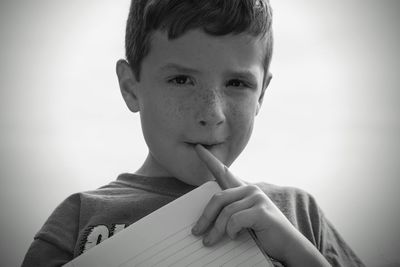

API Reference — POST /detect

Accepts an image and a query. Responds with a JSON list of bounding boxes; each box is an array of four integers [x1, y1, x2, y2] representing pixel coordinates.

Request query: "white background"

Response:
[[0, 0, 399, 266]]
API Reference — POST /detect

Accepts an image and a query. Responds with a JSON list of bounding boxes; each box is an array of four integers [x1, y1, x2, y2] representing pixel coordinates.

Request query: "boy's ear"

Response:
[[256, 72, 272, 115], [116, 59, 140, 113]]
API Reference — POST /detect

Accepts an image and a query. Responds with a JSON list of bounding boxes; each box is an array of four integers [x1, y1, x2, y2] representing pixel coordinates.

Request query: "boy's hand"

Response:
[[192, 144, 330, 266]]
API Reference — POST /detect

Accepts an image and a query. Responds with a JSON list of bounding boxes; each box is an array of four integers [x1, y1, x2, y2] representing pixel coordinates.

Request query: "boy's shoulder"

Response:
[[69, 173, 196, 200], [31, 174, 193, 260], [255, 181, 323, 232], [255, 181, 318, 207]]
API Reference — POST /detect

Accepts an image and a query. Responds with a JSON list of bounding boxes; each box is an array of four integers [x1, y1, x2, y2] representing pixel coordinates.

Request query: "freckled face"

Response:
[[136, 29, 267, 186]]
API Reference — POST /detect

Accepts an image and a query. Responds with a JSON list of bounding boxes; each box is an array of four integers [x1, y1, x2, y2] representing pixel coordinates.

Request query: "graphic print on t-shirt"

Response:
[[79, 223, 128, 254]]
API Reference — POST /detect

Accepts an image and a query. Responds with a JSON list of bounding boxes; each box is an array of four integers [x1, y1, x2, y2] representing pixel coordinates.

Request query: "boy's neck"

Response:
[[135, 152, 172, 178]]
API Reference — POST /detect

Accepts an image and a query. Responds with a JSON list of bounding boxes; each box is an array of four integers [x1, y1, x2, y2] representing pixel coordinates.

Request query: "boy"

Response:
[[22, 0, 364, 266]]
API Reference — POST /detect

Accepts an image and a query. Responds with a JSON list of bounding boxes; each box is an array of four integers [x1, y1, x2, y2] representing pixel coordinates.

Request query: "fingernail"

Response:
[[203, 235, 211, 246], [194, 216, 205, 233], [192, 224, 199, 234]]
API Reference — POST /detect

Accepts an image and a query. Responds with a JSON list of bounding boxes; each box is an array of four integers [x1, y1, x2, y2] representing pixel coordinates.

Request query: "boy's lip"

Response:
[[184, 141, 224, 149]]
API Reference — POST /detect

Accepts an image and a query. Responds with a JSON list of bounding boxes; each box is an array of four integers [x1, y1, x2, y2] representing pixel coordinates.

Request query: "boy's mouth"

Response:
[[185, 142, 222, 150]]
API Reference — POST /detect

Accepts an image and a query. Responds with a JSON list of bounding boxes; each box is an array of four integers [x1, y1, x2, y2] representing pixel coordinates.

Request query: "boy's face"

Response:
[[118, 29, 271, 186]]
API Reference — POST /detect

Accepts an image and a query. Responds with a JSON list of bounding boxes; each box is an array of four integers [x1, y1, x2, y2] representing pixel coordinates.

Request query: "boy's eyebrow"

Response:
[[225, 70, 258, 82], [159, 63, 201, 74], [159, 63, 259, 83]]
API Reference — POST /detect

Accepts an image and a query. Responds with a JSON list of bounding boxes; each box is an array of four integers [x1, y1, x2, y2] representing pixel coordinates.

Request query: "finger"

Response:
[[203, 196, 257, 246], [192, 186, 258, 235], [195, 144, 244, 189], [226, 207, 263, 239]]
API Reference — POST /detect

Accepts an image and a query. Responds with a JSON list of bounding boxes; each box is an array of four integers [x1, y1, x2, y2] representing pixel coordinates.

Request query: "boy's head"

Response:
[[117, 0, 273, 186], [125, 0, 273, 82]]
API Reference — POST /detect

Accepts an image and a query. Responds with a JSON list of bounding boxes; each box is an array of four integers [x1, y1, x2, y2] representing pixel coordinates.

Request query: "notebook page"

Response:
[[64, 181, 272, 267]]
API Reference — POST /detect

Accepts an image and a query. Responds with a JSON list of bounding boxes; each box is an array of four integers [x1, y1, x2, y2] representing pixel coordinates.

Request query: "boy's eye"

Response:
[[168, 75, 194, 85], [226, 79, 249, 88]]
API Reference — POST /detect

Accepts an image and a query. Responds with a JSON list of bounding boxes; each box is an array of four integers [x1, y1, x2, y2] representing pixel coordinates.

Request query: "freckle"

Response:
[[162, 94, 182, 120], [177, 99, 193, 115], [230, 103, 240, 117]]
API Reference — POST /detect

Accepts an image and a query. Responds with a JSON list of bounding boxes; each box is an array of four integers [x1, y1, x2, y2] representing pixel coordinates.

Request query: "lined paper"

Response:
[[64, 181, 272, 267]]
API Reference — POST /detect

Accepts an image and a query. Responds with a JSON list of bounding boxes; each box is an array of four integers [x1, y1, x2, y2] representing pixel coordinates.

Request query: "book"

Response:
[[63, 181, 272, 267]]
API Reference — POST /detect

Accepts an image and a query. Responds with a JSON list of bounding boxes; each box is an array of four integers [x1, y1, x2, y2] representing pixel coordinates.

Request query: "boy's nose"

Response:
[[195, 89, 225, 127]]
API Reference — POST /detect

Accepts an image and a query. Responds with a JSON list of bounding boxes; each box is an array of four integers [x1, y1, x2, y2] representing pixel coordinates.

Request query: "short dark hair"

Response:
[[125, 0, 273, 81]]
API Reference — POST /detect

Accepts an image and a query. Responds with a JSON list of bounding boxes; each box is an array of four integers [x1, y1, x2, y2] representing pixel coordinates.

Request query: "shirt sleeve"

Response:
[[299, 189, 365, 267], [318, 212, 365, 267], [21, 193, 81, 267], [256, 182, 365, 267], [289, 187, 365, 267]]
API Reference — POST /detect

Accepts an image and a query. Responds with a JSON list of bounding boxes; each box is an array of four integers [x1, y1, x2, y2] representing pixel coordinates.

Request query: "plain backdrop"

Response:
[[1, 0, 399, 266]]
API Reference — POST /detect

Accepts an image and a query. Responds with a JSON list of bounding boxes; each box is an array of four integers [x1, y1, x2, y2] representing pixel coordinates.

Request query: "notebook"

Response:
[[63, 181, 272, 267]]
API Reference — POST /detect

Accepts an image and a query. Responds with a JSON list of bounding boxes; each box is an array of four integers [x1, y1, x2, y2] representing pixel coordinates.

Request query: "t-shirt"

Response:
[[22, 173, 365, 266]]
